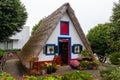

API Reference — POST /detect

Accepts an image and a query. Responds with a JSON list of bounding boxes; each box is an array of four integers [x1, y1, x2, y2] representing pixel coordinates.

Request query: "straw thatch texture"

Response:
[[18, 3, 93, 69]]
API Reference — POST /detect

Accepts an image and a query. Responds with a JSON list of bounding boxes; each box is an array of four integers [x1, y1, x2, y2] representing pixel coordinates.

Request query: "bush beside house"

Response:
[[109, 52, 120, 65]]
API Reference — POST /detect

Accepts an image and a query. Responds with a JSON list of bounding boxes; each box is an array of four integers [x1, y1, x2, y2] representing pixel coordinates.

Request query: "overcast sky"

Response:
[[20, 0, 117, 34]]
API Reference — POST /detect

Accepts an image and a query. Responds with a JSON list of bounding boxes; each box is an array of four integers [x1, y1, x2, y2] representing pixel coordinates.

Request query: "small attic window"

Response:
[[60, 21, 69, 35]]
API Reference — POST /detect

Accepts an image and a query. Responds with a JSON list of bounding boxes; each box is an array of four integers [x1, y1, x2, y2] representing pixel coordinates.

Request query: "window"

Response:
[[60, 21, 69, 35], [0, 40, 13, 50], [72, 44, 82, 54], [44, 44, 57, 55], [0, 42, 5, 49], [7, 41, 13, 49]]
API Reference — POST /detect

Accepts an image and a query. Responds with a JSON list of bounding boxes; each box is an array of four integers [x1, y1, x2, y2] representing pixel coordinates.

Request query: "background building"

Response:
[[0, 26, 30, 49]]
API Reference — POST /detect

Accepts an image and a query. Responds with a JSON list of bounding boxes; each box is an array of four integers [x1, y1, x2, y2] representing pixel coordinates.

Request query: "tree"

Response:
[[87, 23, 115, 62], [110, 0, 120, 52], [31, 18, 43, 35], [0, 0, 27, 41], [110, 0, 120, 26], [87, 1, 120, 63], [109, 0, 120, 64]]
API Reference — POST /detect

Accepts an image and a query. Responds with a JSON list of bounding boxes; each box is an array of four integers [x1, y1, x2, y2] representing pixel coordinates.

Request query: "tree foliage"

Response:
[[87, 0, 120, 55], [87, 23, 115, 56], [109, 52, 120, 65], [0, 0, 27, 41], [31, 19, 43, 35], [87, 1, 120, 63], [110, 0, 120, 26], [110, 0, 120, 52]]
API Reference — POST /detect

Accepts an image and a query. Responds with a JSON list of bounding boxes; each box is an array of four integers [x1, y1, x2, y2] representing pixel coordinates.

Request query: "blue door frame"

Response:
[[58, 37, 71, 65]]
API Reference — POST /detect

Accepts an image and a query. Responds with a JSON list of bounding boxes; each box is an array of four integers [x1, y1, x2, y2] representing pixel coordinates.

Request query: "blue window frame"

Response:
[[60, 21, 69, 35], [45, 44, 57, 55], [72, 44, 82, 54]]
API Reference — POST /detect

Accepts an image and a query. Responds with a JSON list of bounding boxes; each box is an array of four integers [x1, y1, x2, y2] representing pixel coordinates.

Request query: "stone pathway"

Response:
[[3, 59, 26, 80]]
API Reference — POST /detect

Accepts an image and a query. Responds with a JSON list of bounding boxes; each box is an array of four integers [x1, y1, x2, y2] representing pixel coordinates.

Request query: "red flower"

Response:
[[13, 75, 17, 79], [22, 75, 28, 80], [88, 77, 93, 80], [29, 78, 33, 80], [46, 74, 50, 77], [1, 78, 7, 80], [57, 73, 61, 76], [35, 71, 39, 75]]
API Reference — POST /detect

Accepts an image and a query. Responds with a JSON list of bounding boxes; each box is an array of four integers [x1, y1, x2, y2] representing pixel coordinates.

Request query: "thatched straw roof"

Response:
[[18, 3, 93, 69]]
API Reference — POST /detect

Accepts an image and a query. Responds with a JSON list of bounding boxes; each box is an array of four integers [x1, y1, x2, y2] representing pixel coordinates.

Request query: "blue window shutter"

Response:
[[55, 45, 58, 53], [72, 45, 75, 53], [80, 45, 83, 52], [44, 45, 47, 54]]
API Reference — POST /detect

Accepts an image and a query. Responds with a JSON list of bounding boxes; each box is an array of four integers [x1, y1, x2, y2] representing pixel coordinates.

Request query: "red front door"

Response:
[[59, 38, 70, 65]]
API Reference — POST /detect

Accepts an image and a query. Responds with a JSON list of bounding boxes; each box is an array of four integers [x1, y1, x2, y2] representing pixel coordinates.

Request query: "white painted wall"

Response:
[[10, 26, 30, 49], [38, 12, 86, 61]]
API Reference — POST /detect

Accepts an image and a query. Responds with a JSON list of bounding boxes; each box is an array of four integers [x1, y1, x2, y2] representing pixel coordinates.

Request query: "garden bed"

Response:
[[2, 57, 102, 80], [37, 65, 101, 79]]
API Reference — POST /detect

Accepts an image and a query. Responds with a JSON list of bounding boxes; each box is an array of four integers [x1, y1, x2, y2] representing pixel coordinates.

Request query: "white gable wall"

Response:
[[38, 12, 85, 61]]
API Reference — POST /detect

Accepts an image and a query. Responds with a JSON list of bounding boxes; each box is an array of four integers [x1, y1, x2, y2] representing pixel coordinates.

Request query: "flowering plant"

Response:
[[39, 73, 62, 80], [22, 75, 37, 80], [70, 60, 80, 69], [42, 62, 57, 74], [30, 69, 39, 76], [0, 72, 16, 80], [53, 55, 61, 65]]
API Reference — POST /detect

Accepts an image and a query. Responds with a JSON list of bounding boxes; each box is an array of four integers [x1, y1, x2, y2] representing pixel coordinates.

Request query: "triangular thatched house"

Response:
[[19, 3, 94, 69]]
